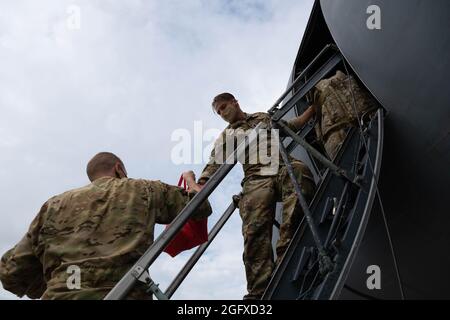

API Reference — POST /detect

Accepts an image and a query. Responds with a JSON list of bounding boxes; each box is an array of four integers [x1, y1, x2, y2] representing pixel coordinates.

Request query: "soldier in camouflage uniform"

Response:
[[0, 152, 211, 299], [199, 93, 317, 299], [312, 70, 379, 160]]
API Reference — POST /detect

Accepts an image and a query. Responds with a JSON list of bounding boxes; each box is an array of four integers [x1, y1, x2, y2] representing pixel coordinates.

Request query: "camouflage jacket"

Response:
[[199, 112, 301, 184], [0, 177, 212, 299], [314, 70, 378, 140]]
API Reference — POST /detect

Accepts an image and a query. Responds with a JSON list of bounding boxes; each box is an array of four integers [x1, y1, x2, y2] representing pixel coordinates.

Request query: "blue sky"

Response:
[[0, 0, 314, 299]]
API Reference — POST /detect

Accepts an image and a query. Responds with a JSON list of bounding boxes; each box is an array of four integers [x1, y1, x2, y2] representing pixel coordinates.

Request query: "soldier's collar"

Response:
[[227, 113, 252, 129], [92, 176, 115, 185]]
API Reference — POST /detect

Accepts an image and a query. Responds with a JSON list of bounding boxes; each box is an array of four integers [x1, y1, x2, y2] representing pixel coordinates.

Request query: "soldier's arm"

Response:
[[152, 181, 212, 224], [0, 204, 47, 299], [198, 131, 227, 185], [182, 170, 203, 193], [284, 105, 316, 132]]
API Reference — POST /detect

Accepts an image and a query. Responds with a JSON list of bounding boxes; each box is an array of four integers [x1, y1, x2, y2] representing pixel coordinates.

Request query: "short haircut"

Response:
[[212, 92, 235, 110], [86, 152, 124, 181]]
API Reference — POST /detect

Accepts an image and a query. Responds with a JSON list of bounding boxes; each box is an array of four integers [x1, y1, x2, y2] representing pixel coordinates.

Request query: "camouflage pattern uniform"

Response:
[[0, 177, 211, 300], [200, 112, 316, 299], [314, 70, 378, 159]]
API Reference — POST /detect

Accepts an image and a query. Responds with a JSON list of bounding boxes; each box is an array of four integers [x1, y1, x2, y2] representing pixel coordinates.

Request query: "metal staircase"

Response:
[[104, 44, 384, 300]]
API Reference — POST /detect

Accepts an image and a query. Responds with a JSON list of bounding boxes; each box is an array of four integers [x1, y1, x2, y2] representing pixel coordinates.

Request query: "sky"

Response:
[[0, 0, 314, 300]]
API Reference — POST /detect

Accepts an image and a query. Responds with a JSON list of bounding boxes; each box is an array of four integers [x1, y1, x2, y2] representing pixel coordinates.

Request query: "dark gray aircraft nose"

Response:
[[320, 0, 450, 299]]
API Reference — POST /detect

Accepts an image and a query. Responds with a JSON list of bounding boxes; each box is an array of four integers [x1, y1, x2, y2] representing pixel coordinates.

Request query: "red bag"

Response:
[[163, 175, 208, 257]]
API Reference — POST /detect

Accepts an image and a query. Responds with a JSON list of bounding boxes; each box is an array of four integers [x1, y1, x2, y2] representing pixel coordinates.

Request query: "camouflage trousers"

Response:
[[239, 161, 316, 299], [323, 109, 377, 160], [323, 128, 347, 160]]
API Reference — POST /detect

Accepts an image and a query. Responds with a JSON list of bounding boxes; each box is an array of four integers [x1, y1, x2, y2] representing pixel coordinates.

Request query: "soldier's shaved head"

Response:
[[86, 152, 127, 181]]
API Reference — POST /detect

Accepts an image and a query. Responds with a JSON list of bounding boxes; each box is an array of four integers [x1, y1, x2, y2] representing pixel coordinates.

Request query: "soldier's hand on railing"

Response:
[[182, 170, 196, 183], [182, 171, 203, 193]]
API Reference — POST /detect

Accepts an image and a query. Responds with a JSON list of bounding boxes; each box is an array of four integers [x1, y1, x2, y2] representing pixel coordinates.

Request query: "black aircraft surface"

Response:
[[263, 0, 450, 300], [105, 0, 449, 300]]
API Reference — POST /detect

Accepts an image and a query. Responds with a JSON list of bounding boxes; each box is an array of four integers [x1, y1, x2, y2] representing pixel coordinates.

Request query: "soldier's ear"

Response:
[[115, 163, 127, 179]]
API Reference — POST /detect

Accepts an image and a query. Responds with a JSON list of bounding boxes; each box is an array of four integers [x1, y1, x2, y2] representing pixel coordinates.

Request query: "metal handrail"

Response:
[[105, 44, 345, 300], [104, 124, 262, 299], [165, 196, 240, 298]]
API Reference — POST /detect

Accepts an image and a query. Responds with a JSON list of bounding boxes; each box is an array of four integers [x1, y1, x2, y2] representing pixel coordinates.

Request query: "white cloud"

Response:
[[0, 0, 314, 300]]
